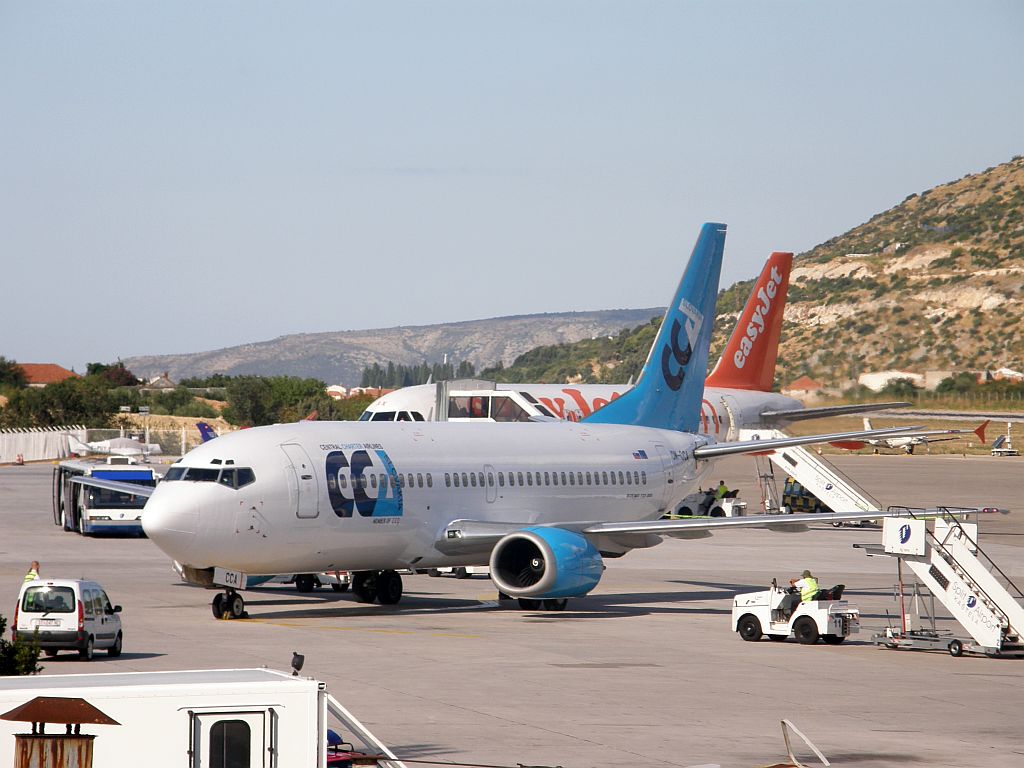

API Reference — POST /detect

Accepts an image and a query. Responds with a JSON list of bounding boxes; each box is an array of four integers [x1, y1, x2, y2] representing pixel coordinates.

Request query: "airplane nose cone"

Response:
[[142, 490, 199, 560]]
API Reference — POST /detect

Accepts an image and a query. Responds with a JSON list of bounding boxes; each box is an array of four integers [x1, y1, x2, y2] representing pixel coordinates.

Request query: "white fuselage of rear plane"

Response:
[[142, 421, 715, 576], [364, 383, 800, 440]]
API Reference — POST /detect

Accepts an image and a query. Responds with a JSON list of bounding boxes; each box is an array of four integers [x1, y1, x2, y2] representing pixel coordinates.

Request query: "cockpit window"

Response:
[[358, 411, 373, 421], [491, 396, 532, 422], [371, 411, 396, 421], [162, 466, 255, 488]]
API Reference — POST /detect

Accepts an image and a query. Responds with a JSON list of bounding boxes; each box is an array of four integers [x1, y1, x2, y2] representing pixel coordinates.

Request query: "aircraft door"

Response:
[[281, 443, 320, 519], [717, 394, 742, 441], [652, 444, 674, 512], [484, 463, 497, 503], [190, 710, 274, 768]]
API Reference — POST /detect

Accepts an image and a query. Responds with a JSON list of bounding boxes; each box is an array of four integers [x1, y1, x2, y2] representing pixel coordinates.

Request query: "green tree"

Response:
[[879, 378, 921, 399], [0, 614, 42, 675], [0, 378, 114, 428], [86, 362, 140, 387], [223, 377, 275, 427], [0, 356, 27, 388]]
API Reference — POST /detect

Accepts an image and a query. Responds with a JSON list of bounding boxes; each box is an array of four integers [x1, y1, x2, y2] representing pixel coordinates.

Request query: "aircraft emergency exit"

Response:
[[139, 223, 940, 618]]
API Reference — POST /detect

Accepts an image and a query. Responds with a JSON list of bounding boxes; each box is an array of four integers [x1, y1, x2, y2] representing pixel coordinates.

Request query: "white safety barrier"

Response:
[[0, 426, 86, 464]]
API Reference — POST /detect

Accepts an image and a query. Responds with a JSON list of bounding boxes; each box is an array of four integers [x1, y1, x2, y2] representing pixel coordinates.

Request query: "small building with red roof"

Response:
[[18, 363, 79, 388]]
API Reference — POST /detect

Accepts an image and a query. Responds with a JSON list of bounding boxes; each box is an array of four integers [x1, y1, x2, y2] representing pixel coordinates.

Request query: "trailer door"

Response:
[[191, 709, 275, 768]]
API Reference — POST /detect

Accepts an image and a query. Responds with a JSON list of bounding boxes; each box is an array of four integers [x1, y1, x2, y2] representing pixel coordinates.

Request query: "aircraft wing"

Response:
[[760, 401, 910, 422], [436, 506, 1007, 554], [691, 425, 937, 459], [70, 476, 157, 498]]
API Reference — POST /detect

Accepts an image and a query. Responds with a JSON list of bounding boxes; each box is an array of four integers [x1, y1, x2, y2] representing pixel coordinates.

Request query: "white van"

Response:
[[15, 579, 123, 660]]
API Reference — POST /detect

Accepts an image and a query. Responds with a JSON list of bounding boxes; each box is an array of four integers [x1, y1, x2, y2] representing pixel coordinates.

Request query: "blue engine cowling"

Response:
[[489, 527, 603, 599]]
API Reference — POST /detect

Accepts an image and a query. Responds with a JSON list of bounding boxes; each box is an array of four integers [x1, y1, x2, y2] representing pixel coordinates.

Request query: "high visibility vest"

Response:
[[800, 577, 819, 602], [23, 570, 38, 583], [715, 485, 728, 499]]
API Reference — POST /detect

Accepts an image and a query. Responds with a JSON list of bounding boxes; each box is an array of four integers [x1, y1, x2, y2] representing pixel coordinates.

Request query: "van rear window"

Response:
[[22, 586, 76, 613]]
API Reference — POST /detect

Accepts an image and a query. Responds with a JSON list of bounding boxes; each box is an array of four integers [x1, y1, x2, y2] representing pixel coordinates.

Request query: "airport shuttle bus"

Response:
[[52, 457, 159, 535]]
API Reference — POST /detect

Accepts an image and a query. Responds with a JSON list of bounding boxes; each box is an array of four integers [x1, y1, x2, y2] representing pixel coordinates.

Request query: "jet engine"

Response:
[[489, 527, 603, 599]]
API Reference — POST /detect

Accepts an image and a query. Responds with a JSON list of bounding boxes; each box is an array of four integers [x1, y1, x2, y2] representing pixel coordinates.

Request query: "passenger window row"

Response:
[[443, 469, 647, 489]]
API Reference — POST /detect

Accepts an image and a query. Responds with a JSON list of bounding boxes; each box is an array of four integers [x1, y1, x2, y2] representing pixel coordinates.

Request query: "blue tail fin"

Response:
[[196, 422, 218, 442], [583, 222, 726, 432]]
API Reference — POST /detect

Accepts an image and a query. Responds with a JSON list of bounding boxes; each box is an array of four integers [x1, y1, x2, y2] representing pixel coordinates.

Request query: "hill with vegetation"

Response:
[[483, 156, 1024, 387]]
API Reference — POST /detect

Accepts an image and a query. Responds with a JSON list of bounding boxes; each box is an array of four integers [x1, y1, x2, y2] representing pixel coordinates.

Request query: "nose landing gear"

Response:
[[212, 590, 247, 620]]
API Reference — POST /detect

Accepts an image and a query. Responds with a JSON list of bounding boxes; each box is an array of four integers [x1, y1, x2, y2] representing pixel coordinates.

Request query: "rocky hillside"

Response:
[[487, 156, 1024, 387], [778, 155, 1024, 384], [124, 309, 661, 385]]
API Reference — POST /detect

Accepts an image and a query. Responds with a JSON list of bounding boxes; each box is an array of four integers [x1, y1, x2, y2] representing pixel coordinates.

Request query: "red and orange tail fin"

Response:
[[704, 251, 792, 392]]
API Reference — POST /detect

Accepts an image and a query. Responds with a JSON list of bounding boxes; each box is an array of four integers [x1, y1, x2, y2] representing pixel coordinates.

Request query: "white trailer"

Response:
[[0, 668, 403, 768]]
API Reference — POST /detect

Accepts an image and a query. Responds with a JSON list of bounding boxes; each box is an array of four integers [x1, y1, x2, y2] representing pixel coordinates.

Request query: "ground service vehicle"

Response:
[[15, 578, 123, 660], [732, 580, 859, 645], [782, 475, 833, 515], [52, 457, 159, 535]]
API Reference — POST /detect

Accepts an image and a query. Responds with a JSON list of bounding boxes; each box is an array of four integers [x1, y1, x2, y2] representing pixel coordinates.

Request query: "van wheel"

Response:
[[793, 617, 819, 645], [80, 636, 95, 661], [108, 632, 123, 657], [737, 615, 762, 641], [44, 649, 59, 657]]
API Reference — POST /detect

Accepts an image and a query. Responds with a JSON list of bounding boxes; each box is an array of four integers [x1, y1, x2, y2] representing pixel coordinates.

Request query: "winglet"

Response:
[[584, 222, 726, 432], [975, 420, 989, 444], [705, 251, 792, 392]]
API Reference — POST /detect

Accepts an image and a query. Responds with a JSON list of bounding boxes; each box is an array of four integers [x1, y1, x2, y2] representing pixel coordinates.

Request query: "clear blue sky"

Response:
[[2, 1, 1021, 373]]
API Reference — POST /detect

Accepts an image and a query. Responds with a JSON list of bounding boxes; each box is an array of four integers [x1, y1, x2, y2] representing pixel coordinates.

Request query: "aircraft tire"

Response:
[[948, 639, 964, 657], [352, 571, 378, 604], [294, 574, 316, 593], [331, 582, 350, 593], [212, 593, 225, 618], [227, 592, 245, 619], [454, 567, 469, 579], [377, 570, 403, 605]]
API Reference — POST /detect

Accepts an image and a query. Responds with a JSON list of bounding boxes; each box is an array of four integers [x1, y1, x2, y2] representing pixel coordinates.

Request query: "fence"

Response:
[[0, 425, 218, 464], [0, 426, 87, 464]]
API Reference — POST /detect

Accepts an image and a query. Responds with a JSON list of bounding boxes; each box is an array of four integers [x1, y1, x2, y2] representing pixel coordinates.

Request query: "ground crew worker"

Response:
[[781, 569, 819, 617], [24, 561, 39, 583], [715, 480, 729, 499]]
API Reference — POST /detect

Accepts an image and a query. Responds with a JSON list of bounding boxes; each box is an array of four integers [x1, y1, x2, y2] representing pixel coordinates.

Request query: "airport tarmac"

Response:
[[1, 455, 1022, 767]]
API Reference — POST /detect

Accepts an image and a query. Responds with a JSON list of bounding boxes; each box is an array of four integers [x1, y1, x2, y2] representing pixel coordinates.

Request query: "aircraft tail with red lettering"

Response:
[[704, 251, 792, 392]]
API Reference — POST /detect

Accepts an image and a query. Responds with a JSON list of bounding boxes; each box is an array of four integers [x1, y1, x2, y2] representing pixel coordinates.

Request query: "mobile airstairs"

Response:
[[856, 510, 1024, 657], [739, 428, 879, 518]]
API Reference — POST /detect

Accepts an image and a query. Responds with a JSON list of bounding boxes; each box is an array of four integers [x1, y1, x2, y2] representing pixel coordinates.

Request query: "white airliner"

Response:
[[840, 417, 989, 454], [360, 251, 908, 437], [136, 223, 944, 618], [68, 434, 162, 459]]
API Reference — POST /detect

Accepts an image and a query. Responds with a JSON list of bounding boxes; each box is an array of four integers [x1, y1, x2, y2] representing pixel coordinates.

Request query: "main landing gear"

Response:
[[352, 570, 404, 605], [212, 589, 247, 620]]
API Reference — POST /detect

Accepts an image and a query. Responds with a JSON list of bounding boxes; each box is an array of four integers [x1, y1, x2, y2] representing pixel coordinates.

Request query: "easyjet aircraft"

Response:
[[135, 223, 938, 619], [360, 252, 906, 435]]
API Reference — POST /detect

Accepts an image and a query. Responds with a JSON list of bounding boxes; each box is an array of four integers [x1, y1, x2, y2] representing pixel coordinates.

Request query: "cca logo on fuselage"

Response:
[[325, 448, 403, 518]]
